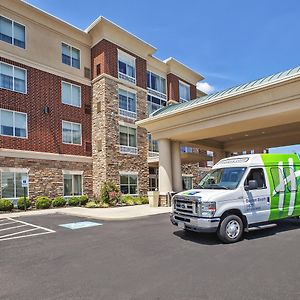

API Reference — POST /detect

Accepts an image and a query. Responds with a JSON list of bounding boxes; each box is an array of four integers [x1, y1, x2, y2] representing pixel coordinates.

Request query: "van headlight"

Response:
[[200, 202, 216, 217]]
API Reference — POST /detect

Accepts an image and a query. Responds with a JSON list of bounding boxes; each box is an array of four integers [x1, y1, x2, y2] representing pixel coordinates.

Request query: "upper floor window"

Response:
[[118, 50, 136, 84], [179, 81, 190, 102], [0, 16, 25, 49], [0, 62, 26, 94], [118, 88, 136, 119], [181, 146, 193, 153], [62, 43, 80, 69], [62, 120, 82, 145], [147, 95, 166, 116], [147, 71, 166, 95], [119, 125, 137, 154], [0, 109, 27, 138], [62, 81, 81, 108], [147, 134, 159, 154]]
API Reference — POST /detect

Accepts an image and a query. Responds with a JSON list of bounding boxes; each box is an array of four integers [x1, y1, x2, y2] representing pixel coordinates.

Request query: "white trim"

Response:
[[62, 120, 82, 146], [119, 171, 138, 175], [117, 84, 137, 94], [119, 172, 139, 195], [118, 120, 137, 128], [0, 15, 26, 49], [0, 61, 27, 94], [0, 167, 29, 173], [61, 41, 81, 70], [62, 170, 84, 175], [0, 148, 92, 163], [61, 80, 82, 108], [179, 80, 190, 102], [182, 174, 194, 177], [0, 108, 28, 139]]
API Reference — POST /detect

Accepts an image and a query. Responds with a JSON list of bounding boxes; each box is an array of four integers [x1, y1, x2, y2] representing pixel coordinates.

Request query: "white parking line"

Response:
[[0, 217, 55, 242]]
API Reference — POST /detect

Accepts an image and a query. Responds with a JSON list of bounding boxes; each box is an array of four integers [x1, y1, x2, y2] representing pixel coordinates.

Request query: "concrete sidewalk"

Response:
[[0, 205, 171, 220]]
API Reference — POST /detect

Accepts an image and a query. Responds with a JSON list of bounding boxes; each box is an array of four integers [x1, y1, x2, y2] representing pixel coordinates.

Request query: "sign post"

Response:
[[21, 176, 28, 211]]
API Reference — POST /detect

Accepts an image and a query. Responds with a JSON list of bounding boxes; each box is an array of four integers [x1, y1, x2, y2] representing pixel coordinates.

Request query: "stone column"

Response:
[[171, 141, 183, 192], [158, 139, 173, 193]]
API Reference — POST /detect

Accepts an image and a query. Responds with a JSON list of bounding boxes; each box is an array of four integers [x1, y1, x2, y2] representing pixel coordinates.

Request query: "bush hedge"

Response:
[[17, 197, 31, 210], [52, 196, 66, 208], [79, 195, 89, 206], [121, 195, 135, 206], [0, 199, 14, 211], [68, 196, 80, 207], [85, 201, 97, 208], [36, 196, 51, 209], [100, 181, 121, 205], [139, 196, 149, 204]]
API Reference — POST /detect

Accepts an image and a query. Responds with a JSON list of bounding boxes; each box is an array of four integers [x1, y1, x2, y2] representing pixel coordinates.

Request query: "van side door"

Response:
[[243, 168, 270, 225]]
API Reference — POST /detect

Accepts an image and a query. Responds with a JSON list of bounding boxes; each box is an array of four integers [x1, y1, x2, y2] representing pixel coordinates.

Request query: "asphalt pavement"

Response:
[[1, 213, 300, 300]]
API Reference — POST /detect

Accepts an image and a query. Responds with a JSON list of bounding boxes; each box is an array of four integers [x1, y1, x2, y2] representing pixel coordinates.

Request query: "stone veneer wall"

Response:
[[92, 75, 149, 197], [0, 157, 93, 199]]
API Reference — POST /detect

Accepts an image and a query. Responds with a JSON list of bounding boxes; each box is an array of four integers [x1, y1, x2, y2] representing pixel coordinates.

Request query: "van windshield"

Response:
[[198, 167, 246, 190]]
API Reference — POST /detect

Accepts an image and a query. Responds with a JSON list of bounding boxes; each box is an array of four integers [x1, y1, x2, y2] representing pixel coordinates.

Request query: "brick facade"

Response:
[[0, 57, 92, 157]]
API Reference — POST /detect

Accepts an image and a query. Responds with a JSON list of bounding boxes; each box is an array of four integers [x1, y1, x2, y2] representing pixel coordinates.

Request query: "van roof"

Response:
[[214, 154, 300, 168]]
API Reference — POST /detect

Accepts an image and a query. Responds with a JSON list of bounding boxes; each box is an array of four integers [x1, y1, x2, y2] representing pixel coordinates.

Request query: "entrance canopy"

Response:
[[137, 66, 300, 193]]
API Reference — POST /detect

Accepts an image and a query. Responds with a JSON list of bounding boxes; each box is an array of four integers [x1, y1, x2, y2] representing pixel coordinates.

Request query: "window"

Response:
[[64, 173, 82, 196], [149, 167, 158, 191], [0, 62, 26, 93], [118, 88, 136, 119], [0, 109, 27, 138], [118, 50, 136, 84], [62, 121, 82, 145], [119, 125, 137, 154], [62, 81, 81, 107], [244, 168, 266, 190], [147, 71, 166, 95], [120, 174, 138, 195], [148, 134, 158, 155], [182, 176, 193, 190], [0, 16, 25, 48], [179, 81, 190, 102], [181, 146, 193, 153], [62, 43, 80, 69], [1, 171, 28, 199], [147, 95, 167, 116]]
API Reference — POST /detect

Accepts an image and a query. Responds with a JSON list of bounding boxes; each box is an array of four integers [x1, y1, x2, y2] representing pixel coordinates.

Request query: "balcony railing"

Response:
[[119, 145, 138, 155], [118, 72, 136, 84], [119, 108, 137, 120], [148, 151, 159, 158], [147, 88, 166, 100]]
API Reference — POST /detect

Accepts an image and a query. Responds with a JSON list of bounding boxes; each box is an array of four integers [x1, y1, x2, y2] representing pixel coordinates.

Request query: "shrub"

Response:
[[133, 197, 142, 205], [99, 202, 109, 208], [85, 201, 98, 208], [36, 196, 51, 209], [52, 196, 66, 208], [100, 181, 121, 205], [0, 199, 13, 211], [139, 196, 149, 204], [121, 195, 135, 206], [68, 196, 80, 207], [79, 195, 89, 206], [17, 197, 31, 210]]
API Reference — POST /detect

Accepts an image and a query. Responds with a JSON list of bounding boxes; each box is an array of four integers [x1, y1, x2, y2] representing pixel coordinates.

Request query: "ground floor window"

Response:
[[64, 174, 82, 196], [182, 176, 193, 190], [1, 171, 28, 199], [120, 174, 138, 195]]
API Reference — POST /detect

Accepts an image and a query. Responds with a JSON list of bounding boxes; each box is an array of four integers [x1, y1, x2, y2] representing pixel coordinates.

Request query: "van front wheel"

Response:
[[217, 215, 243, 243]]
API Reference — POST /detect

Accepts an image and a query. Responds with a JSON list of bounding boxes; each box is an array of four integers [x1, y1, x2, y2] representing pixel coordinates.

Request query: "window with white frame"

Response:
[[147, 71, 166, 95], [63, 173, 82, 196], [147, 95, 166, 116], [62, 121, 82, 145], [182, 176, 193, 190], [149, 167, 158, 191], [147, 134, 159, 155], [118, 88, 136, 119], [118, 50, 136, 84], [0, 16, 25, 49], [179, 81, 190, 102], [119, 125, 137, 154], [62, 43, 80, 69], [62, 81, 81, 107], [0, 109, 27, 138], [181, 146, 193, 153], [1, 171, 28, 199], [120, 173, 138, 195], [0, 62, 26, 93]]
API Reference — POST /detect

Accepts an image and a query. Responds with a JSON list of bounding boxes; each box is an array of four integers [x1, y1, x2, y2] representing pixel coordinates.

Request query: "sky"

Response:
[[24, 0, 300, 153]]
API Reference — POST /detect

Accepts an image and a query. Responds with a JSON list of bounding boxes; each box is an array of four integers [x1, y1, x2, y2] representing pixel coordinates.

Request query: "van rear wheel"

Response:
[[217, 215, 243, 243]]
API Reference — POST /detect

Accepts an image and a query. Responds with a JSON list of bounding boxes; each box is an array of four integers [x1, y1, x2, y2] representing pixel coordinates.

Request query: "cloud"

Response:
[[196, 82, 215, 94]]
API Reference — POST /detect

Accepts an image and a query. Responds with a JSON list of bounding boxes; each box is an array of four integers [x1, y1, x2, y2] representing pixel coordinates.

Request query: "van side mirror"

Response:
[[245, 180, 258, 191]]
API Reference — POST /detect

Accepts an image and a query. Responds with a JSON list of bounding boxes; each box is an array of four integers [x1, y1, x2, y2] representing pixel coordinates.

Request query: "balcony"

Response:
[[118, 72, 136, 84], [119, 145, 138, 155]]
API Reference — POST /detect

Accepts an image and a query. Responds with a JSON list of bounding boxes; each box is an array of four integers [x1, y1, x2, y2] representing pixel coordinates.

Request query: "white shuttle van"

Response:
[[170, 154, 300, 243]]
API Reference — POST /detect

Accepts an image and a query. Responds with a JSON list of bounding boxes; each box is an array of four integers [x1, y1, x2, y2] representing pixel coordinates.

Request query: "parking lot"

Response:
[[1, 213, 300, 300]]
